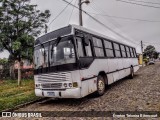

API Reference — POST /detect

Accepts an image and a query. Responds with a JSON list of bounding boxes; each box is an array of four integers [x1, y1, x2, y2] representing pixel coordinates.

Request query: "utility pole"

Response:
[[79, 0, 83, 26], [78, 0, 90, 26], [141, 40, 143, 67]]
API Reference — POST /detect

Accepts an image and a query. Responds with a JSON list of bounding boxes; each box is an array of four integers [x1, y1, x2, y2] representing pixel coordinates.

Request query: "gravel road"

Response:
[[15, 62, 160, 119]]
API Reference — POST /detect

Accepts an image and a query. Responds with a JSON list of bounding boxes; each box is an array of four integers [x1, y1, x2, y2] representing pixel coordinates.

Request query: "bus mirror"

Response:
[[84, 34, 91, 46], [55, 36, 62, 46], [84, 38, 89, 46]]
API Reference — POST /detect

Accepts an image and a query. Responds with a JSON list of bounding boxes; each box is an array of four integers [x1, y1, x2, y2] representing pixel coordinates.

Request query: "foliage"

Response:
[[0, 58, 8, 65], [0, 0, 51, 62], [0, 79, 39, 111], [143, 45, 159, 59], [0, 0, 51, 85]]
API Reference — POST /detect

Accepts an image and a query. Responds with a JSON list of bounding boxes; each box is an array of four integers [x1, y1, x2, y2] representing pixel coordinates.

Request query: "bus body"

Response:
[[34, 25, 139, 98]]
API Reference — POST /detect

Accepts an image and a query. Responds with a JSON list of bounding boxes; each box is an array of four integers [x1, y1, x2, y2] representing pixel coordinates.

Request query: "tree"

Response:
[[0, 58, 8, 65], [0, 0, 51, 85], [143, 45, 158, 59]]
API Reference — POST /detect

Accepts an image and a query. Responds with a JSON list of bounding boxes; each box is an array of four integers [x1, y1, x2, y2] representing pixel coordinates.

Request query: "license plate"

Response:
[[47, 92, 55, 96]]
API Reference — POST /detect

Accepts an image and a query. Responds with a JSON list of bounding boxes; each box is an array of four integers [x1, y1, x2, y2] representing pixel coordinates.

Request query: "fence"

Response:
[[0, 68, 34, 80]]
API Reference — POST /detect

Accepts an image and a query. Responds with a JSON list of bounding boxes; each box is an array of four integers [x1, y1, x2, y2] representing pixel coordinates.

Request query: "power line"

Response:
[[88, 3, 137, 44], [143, 41, 160, 45], [62, 0, 139, 45], [49, 0, 74, 26], [67, 0, 77, 25], [88, 12, 160, 22], [89, 2, 122, 28], [116, 0, 160, 9], [124, 0, 160, 5], [135, 41, 141, 48]]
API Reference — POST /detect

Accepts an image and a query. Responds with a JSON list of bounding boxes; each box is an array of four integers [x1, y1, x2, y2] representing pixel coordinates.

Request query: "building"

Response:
[[14, 60, 33, 69]]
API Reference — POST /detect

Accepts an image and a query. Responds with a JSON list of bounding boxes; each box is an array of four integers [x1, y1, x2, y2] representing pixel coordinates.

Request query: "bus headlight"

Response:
[[69, 83, 72, 88], [35, 84, 40, 88], [64, 83, 67, 87]]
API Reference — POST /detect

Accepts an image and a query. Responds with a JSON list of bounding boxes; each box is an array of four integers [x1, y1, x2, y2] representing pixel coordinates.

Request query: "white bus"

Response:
[[34, 25, 139, 98]]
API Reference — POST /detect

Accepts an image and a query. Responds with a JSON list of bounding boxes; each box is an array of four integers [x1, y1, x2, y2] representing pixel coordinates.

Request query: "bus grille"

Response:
[[41, 83, 62, 89], [37, 72, 71, 83]]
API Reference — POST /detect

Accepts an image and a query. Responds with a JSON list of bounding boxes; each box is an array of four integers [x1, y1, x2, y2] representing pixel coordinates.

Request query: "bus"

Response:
[[34, 24, 139, 98]]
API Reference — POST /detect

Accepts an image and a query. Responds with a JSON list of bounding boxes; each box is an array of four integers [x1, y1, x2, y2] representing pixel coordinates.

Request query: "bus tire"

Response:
[[129, 67, 134, 79], [95, 75, 105, 96]]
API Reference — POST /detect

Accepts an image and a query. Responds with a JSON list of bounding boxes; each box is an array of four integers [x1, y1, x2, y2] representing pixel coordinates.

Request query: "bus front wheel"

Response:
[[95, 75, 105, 96]]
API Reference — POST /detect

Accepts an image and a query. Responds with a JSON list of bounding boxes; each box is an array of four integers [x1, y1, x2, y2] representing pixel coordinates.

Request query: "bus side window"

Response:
[[92, 37, 104, 57], [113, 43, 121, 58], [134, 48, 137, 58], [104, 40, 114, 58], [126, 46, 131, 58], [120, 45, 127, 58], [130, 47, 134, 57]]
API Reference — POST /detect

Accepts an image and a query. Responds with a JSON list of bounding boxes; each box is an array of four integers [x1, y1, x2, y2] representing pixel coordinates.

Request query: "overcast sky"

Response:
[[1, 0, 160, 58]]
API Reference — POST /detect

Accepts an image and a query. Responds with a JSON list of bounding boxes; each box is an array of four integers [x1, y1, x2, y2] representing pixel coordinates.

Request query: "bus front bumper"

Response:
[[35, 88, 81, 98]]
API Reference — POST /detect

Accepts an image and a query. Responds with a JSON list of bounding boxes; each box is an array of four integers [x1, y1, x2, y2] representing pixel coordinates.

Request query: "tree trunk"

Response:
[[10, 62, 15, 79], [18, 61, 21, 86]]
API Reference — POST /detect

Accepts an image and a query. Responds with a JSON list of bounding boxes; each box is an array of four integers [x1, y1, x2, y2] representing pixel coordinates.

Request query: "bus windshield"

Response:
[[34, 45, 49, 69], [50, 37, 75, 66], [34, 36, 76, 69]]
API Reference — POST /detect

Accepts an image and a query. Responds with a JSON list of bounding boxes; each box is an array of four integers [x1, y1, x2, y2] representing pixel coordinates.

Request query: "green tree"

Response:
[[0, 0, 51, 85], [0, 58, 8, 65], [143, 45, 158, 59]]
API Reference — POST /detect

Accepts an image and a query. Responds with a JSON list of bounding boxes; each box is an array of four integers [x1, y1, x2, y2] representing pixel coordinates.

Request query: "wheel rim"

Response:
[[98, 79, 105, 92]]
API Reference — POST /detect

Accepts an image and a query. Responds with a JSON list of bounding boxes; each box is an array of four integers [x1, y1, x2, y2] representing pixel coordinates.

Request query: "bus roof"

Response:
[[71, 24, 133, 47], [35, 24, 134, 48], [35, 25, 72, 45]]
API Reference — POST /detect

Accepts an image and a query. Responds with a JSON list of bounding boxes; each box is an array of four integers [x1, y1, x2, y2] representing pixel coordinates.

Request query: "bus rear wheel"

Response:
[[95, 75, 105, 96], [129, 67, 134, 79]]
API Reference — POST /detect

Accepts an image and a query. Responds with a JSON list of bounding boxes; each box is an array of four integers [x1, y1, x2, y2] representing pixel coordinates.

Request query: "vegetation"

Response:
[[0, 58, 8, 65], [0, 79, 39, 111], [143, 45, 159, 59], [0, 58, 10, 79], [0, 0, 51, 85]]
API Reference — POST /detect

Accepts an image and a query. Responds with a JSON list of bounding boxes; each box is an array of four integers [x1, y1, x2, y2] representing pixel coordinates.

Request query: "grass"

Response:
[[0, 79, 40, 111]]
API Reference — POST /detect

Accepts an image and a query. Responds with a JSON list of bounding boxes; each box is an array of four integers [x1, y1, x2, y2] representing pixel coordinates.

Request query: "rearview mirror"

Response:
[[83, 34, 91, 46]]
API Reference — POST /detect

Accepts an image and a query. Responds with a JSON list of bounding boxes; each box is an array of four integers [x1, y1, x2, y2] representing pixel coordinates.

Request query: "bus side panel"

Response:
[[71, 70, 81, 87], [81, 79, 97, 97], [108, 59, 118, 72], [123, 58, 130, 68], [108, 59, 122, 82], [119, 70, 126, 80], [134, 65, 139, 73], [81, 81, 89, 97], [88, 78, 97, 94], [117, 59, 124, 80], [79, 59, 109, 96], [113, 72, 119, 82], [117, 59, 124, 70], [80, 59, 109, 78], [107, 73, 114, 85]]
